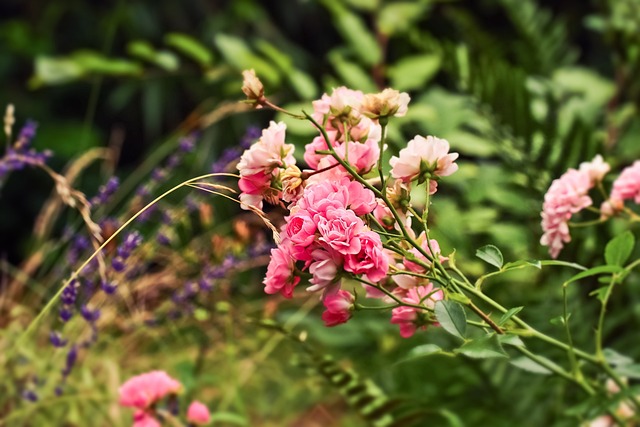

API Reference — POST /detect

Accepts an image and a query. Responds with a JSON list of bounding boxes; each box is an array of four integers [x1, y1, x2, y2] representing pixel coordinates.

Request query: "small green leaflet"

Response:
[[510, 357, 552, 375], [498, 306, 523, 326], [434, 301, 467, 340], [604, 231, 635, 266], [455, 334, 507, 359], [475, 245, 504, 269]]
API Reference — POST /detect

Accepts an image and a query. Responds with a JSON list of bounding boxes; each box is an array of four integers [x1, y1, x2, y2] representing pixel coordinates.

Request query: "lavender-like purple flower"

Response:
[[210, 126, 260, 173], [112, 231, 143, 271], [101, 280, 117, 294], [50, 331, 68, 348], [21, 390, 38, 402], [80, 305, 101, 323], [61, 346, 78, 377], [91, 176, 119, 207], [0, 120, 53, 182]]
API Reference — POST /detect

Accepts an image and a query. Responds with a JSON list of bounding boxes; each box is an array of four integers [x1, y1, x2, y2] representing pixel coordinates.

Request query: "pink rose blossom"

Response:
[[308, 249, 342, 292], [540, 168, 594, 258], [403, 236, 448, 274], [390, 284, 444, 338], [579, 154, 610, 183], [263, 242, 301, 298], [373, 200, 394, 229], [119, 371, 182, 409], [304, 131, 338, 170], [187, 401, 211, 425], [285, 212, 317, 248], [317, 207, 366, 255], [344, 231, 389, 282], [133, 411, 161, 427], [333, 137, 380, 175], [321, 290, 355, 327], [361, 88, 410, 118], [390, 135, 459, 185], [610, 160, 640, 205]]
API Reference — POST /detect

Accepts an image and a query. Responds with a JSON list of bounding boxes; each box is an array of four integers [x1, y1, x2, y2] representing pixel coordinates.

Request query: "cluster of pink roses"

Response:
[[541, 155, 640, 258], [119, 370, 210, 426], [238, 72, 460, 338]]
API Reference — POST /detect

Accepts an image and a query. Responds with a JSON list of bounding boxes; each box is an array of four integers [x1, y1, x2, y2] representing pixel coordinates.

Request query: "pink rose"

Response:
[[263, 242, 301, 298], [119, 371, 182, 409], [133, 411, 162, 427], [308, 249, 342, 292], [187, 401, 211, 425], [321, 290, 355, 327], [344, 231, 388, 282], [317, 208, 366, 255], [390, 135, 458, 184], [390, 284, 444, 338]]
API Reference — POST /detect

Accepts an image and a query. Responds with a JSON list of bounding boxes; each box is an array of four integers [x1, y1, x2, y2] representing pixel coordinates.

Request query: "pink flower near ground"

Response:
[[390, 135, 458, 185], [610, 160, 640, 205], [187, 401, 211, 425], [321, 290, 355, 327], [119, 371, 182, 409], [390, 284, 444, 338], [540, 168, 594, 258], [133, 410, 162, 427], [263, 242, 301, 298]]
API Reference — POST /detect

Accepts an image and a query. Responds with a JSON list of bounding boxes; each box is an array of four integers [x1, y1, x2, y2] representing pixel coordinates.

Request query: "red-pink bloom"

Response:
[[390, 135, 458, 186], [317, 207, 366, 255], [187, 401, 211, 425], [119, 371, 182, 409], [610, 160, 640, 205], [285, 211, 317, 248], [263, 242, 301, 298], [540, 168, 594, 258], [390, 284, 444, 338], [344, 231, 389, 282], [133, 410, 161, 427], [321, 290, 355, 326]]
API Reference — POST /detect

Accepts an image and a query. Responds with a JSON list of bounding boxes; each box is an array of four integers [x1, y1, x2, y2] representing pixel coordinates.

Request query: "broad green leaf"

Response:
[[565, 265, 624, 285], [127, 40, 180, 71], [603, 348, 634, 366], [434, 301, 467, 340], [378, 2, 430, 36], [331, 7, 381, 66], [498, 306, 524, 326], [510, 357, 552, 375], [72, 51, 142, 76], [289, 69, 318, 99], [539, 260, 587, 270], [475, 245, 504, 269], [605, 231, 635, 266], [164, 32, 213, 67], [399, 344, 443, 363], [255, 40, 292, 71], [455, 334, 507, 359], [328, 50, 377, 92], [31, 56, 85, 87], [498, 334, 525, 347], [388, 54, 441, 91], [615, 364, 640, 379], [214, 34, 280, 85]]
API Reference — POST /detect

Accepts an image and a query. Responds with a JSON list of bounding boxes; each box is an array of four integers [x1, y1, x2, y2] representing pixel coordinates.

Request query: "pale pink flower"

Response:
[[187, 401, 211, 425], [579, 154, 610, 183], [263, 242, 301, 298], [133, 410, 161, 427], [285, 211, 317, 249], [390, 135, 459, 185], [119, 371, 182, 409], [308, 249, 341, 292], [333, 137, 380, 175], [610, 160, 640, 205], [373, 199, 394, 229], [326, 87, 363, 118], [344, 231, 389, 282], [321, 290, 355, 327], [317, 207, 366, 255], [360, 88, 410, 118], [540, 168, 594, 258], [304, 131, 339, 170], [390, 284, 444, 338], [403, 236, 448, 274]]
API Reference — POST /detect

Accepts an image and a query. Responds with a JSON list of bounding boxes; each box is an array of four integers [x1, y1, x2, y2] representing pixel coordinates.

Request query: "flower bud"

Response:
[[241, 69, 265, 106]]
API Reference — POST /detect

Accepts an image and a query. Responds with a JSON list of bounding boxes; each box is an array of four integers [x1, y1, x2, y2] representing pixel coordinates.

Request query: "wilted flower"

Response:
[[281, 164, 305, 203], [241, 69, 265, 106], [360, 88, 410, 119]]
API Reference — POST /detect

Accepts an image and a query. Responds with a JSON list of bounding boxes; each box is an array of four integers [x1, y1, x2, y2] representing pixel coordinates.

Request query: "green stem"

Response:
[[378, 118, 388, 190], [562, 284, 580, 377]]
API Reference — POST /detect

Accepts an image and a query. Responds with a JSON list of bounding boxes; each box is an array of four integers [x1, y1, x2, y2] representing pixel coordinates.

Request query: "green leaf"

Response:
[[210, 412, 249, 426], [476, 245, 504, 269], [377, 2, 430, 36], [399, 344, 443, 363], [565, 265, 624, 285], [331, 7, 381, 66], [387, 53, 441, 91], [498, 306, 524, 326], [214, 34, 280, 85], [434, 301, 467, 340], [502, 259, 542, 270], [328, 50, 377, 92], [603, 348, 634, 366], [127, 40, 180, 71], [455, 334, 507, 359], [72, 51, 142, 76], [498, 334, 525, 347], [605, 231, 635, 266], [539, 260, 587, 270], [288, 69, 318, 99], [510, 357, 552, 375], [30, 56, 85, 87], [614, 364, 640, 379], [164, 32, 213, 67]]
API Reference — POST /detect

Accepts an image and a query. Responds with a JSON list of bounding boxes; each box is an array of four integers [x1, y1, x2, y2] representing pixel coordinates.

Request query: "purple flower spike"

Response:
[[81, 305, 101, 323], [101, 280, 117, 294], [59, 307, 73, 322], [50, 331, 68, 348], [21, 390, 38, 402]]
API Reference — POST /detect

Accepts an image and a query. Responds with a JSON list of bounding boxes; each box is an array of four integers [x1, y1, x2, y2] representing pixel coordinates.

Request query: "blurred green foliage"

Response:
[[3, 0, 640, 426]]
